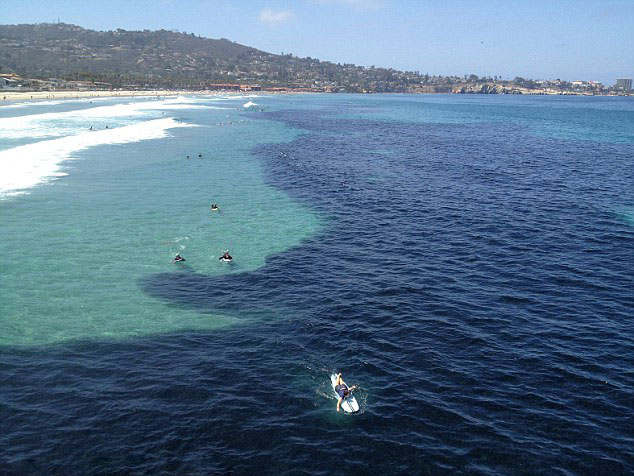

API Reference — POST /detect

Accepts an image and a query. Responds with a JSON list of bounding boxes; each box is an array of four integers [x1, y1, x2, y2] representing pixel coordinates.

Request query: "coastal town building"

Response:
[[615, 78, 632, 91], [0, 73, 23, 89], [0, 77, 17, 87], [0, 77, 21, 89]]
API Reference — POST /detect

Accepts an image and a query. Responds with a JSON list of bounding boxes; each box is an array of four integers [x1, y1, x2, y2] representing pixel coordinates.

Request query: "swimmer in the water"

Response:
[[210, 203, 219, 211], [219, 251, 232, 261], [173, 254, 186, 263]]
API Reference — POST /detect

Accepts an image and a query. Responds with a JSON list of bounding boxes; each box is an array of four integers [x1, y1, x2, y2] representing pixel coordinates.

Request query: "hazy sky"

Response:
[[3, 0, 633, 84]]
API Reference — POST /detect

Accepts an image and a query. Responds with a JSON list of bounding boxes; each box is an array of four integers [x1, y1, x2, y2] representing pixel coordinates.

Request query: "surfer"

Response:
[[334, 372, 357, 412], [210, 203, 219, 211], [219, 251, 232, 261], [173, 254, 185, 263]]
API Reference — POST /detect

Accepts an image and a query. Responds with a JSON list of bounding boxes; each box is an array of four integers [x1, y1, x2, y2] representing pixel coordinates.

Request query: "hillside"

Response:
[[0, 23, 425, 92], [0, 23, 618, 95]]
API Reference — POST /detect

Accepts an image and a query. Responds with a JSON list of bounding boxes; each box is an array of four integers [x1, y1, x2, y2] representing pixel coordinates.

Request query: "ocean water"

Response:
[[1, 93, 633, 474]]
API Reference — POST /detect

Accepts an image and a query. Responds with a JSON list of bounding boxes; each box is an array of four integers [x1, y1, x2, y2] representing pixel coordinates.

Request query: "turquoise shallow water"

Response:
[[0, 95, 320, 346]]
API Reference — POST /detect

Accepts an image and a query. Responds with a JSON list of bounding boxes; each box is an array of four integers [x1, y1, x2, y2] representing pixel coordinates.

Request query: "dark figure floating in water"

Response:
[[219, 251, 232, 261], [173, 254, 185, 263], [210, 204, 219, 211]]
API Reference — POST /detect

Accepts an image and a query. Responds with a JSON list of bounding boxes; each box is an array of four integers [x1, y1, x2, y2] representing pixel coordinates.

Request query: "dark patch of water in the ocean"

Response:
[[2, 96, 634, 474]]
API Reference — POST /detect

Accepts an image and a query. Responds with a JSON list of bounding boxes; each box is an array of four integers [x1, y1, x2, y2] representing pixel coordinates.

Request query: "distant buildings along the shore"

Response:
[[2, 71, 634, 97], [615, 78, 633, 91]]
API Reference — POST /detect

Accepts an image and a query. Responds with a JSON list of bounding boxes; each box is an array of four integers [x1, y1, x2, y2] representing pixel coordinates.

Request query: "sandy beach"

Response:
[[0, 89, 237, 103]]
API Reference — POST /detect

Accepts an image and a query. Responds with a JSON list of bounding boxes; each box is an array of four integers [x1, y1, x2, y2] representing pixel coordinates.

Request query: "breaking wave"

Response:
[[0, 117, 192, 197]]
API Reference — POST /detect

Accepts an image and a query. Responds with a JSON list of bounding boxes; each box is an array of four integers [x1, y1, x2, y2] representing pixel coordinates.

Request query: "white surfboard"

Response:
[[331, 373, 360, 413]]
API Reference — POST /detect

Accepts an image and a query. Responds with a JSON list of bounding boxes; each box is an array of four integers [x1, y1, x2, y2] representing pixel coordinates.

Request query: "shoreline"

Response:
[[1, 89, 630, 106], [0, 89, 250, 104]]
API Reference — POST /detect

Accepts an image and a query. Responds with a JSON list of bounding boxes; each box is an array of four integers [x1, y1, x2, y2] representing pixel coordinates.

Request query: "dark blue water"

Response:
[[2, 95, 634, 474]]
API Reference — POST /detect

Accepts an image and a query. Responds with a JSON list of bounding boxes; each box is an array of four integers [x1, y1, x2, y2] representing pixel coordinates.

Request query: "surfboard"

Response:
[[330, 373, 359, 413]]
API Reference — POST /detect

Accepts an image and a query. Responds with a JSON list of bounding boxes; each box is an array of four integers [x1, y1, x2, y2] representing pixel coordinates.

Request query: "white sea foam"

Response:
[[183, 94, 258, 106], [243, 101, 258, 108], [0, 96, 207, 140], [0, 99, 68, 109], [209, 94, 259, 101], [0, 117, 192, 198]]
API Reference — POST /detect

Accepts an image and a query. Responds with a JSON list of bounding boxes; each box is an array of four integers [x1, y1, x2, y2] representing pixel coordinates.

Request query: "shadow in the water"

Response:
[[139, 240, 331, 317], [140, 268, 278, 315]]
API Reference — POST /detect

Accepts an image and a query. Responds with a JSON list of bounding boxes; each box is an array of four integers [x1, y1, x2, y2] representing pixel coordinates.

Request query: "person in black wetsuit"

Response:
[[334, 372, 357, 412], [210, 203, 219, 211], [173, 254, 185, 262], [219, 251, 232, 261]]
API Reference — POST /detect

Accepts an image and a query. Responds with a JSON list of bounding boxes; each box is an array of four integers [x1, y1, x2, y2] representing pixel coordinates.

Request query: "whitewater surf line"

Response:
[[0, 117, 193, 197]]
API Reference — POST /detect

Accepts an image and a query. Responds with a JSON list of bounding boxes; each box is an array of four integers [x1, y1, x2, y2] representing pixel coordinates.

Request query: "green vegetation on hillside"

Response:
[[0, 23, 425, 91], [0, 23, 622, 95]]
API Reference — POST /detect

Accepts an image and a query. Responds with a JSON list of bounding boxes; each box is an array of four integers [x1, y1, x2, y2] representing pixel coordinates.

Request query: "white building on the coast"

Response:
[[0, 77, 20, 89]]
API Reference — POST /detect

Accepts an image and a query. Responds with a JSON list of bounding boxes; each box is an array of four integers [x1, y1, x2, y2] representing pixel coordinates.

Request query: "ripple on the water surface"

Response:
[[1, 95, 633, 474]]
